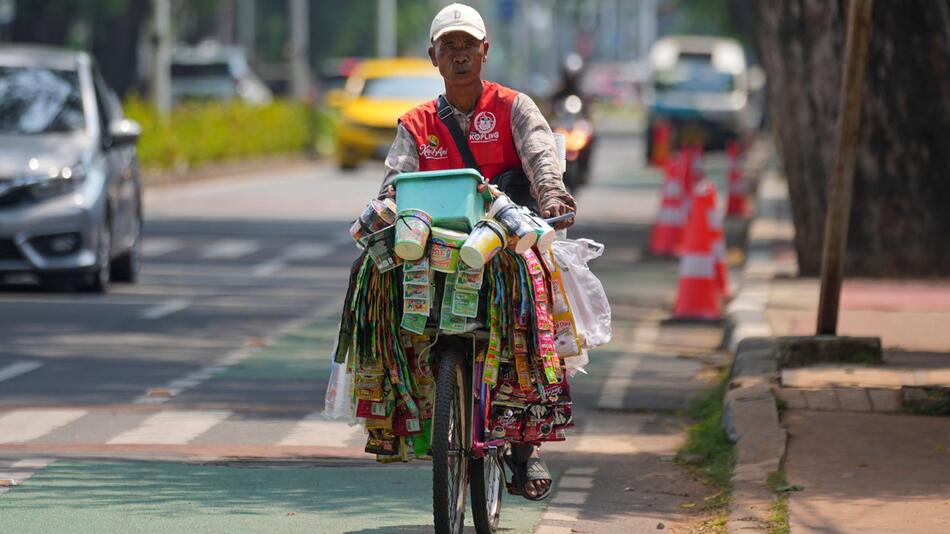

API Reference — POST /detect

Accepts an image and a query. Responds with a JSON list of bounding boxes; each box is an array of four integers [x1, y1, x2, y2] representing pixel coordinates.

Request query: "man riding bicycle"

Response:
[[378, 3, 576, 500]]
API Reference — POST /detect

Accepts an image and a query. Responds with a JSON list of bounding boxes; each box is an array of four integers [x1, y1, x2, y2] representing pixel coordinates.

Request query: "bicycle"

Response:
[[424, 329, 503, 534]]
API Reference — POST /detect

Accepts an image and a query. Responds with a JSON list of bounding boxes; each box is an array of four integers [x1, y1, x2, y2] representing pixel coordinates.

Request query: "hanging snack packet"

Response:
[[365, 428, 399, 456], [354, 370, 384, 402], [456, 265, 484, 291], [401, 313, 427, 335], [439, 281, 467, 333], [452, 288, 479, 318]]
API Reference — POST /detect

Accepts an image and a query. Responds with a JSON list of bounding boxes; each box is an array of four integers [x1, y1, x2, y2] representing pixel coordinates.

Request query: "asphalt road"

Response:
[[0, 130, 743, 533]]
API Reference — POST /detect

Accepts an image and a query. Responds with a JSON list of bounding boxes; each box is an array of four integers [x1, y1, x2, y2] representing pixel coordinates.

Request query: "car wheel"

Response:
[[111, 216, 141, 284], [80, 221, 111, 293]]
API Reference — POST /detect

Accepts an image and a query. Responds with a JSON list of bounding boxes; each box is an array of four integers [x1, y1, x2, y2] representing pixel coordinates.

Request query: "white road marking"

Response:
[[107, 411, 232, 445], [551, 490, 589, 505], [0, 361, 43, 383], [597, 355, 642, 410], [0, 459, 54, 494], [252, 259, 287, 277], [140, 299, 191, 320], [0, 410, 88, 444], [278, 413, 364, 447], [283, 242, 333, 260], [565, 467, 597, 476], [557, 475, 594, 490], [597, 321, 660, 410], [141, 238, 183, 257], [11, 459, 53, 469], [251, 240, 340, 277], [200, 239, 260, 260]]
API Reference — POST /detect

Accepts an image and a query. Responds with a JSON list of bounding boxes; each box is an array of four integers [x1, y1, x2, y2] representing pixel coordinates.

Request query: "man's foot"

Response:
[[509, 445, 552, 501], [522, 456, 553, 500]]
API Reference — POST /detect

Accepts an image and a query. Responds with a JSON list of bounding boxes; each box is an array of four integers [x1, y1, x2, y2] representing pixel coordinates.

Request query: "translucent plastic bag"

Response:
[[322, 360, 357, 423], [552, 237, 612, 348]]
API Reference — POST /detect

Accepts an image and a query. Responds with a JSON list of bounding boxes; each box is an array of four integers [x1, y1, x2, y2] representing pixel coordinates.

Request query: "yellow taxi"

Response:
[[336, 58, 443, 170]]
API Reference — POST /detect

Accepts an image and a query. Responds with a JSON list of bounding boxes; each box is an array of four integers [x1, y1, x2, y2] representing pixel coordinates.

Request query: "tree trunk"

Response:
[[755, 0, 950, 276]]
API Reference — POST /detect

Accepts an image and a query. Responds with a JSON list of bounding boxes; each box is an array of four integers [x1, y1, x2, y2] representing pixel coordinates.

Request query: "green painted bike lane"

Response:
[[0, 314, 549, 533], [0, 460, 548, 533]]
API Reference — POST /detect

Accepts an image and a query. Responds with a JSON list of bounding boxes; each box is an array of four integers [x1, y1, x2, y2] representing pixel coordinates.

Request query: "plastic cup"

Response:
[[489, 196, 537, 253], [524, 207, 556, 252], [350, 198, 397, 246], [460, 219, 509, 268], [429, 227, 468, 273], [394, 209, 431, 261]]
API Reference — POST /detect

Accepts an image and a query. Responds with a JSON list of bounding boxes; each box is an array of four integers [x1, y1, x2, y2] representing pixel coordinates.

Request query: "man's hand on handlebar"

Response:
[[541, 198, 576, 230]]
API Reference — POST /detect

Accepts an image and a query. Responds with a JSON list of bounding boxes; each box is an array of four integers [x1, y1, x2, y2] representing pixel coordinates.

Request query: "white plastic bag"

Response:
[[552, 237, 612, 348], [322, 360, 357, 422]]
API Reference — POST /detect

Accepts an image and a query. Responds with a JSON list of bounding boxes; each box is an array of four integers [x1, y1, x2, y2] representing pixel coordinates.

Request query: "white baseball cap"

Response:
[[430, 3, 487, 42]]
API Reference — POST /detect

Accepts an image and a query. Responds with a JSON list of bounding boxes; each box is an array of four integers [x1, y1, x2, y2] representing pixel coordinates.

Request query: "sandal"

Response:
[[505, 455, 553, 501], [522, 457, 553, 501]]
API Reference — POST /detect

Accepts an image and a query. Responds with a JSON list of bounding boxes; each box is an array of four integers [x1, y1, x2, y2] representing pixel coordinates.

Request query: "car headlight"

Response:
[[27, 164, 86, 200]]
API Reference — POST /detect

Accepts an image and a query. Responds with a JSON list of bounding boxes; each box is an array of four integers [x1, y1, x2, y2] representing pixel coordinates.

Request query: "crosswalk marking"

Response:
[[598, 321, 660, 410], [551, 490, 588, 505], [282, 242, 333, 260], [0, 361, 43, 384], [278, 413, 365, 447], [140, 299, 191, 320], [201, 239, 260, 260], [557, 475, 594, 489], [0, 410, 88, 444], [141, 238, 183, 257], [107, 411, 232, 445]]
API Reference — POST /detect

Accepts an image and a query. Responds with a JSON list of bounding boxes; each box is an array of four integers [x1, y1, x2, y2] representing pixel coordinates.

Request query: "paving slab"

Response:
[[785, 410, 950, 534]]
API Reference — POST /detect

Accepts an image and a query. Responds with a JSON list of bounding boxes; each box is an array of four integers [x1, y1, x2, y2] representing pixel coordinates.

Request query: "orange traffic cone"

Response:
[[650, 120, 672, 167], [679, 145, 702, 199], [707, 187, 730, 297], [673, 181, 721, 320], [726, 141, 746, 217], [649, 154, 686, 255]]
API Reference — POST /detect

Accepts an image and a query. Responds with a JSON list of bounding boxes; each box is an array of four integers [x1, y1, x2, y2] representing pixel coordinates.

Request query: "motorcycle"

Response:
[[550, 94, 596, 193]]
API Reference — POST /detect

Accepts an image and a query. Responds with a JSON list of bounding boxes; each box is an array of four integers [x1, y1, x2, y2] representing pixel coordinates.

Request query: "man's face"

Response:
[[428, 31, 489, 85]]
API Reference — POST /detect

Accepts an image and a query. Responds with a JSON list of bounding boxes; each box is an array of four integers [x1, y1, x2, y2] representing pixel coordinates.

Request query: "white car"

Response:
[[645, 35, 764, 152]]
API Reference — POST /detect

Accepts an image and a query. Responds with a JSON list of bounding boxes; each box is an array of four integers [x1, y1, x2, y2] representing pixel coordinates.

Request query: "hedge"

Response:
[[123, 96, 337, 171]]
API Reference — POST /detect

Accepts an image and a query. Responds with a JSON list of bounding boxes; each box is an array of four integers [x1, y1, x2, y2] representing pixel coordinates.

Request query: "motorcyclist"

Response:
[[377, 2, 575, 501], [549, 52, 590, 118]]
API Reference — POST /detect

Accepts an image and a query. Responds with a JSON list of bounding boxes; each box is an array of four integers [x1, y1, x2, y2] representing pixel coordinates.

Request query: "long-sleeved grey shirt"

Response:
[[378, 91, 575, 213]]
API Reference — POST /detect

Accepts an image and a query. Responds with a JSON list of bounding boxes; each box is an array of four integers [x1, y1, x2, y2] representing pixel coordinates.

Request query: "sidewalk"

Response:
[[726, 170, 950, 533]]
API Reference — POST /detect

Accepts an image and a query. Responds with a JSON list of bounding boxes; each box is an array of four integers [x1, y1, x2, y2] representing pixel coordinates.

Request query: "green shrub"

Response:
[[124, 96, 338, 171]]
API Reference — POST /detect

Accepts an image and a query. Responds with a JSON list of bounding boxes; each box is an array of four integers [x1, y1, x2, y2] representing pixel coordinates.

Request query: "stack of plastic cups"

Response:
[[393, 209, 432, 261], [488, 195, 537, 253], [350, 199, 397, 246], [526, 208, 556, 252]]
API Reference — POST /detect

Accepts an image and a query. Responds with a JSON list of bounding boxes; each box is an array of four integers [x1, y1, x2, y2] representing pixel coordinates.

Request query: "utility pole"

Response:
[[151, 0, 172, 117], [289, 0, 310, 102], [377, 0, 397, 58], [638, 0, 656, 61], [816, 0, 874, 335], [238, 0, 256, 59]]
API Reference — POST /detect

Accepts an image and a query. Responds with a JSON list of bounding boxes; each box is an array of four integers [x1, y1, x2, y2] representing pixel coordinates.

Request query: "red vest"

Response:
[[400, 81, 521, 182]]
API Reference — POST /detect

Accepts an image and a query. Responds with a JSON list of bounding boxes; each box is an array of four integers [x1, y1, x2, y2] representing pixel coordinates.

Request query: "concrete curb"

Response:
[[722, 155, 796, 533]]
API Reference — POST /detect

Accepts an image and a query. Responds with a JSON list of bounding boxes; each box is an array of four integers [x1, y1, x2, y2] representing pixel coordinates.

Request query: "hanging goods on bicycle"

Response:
[[328, 169, 611, 534]]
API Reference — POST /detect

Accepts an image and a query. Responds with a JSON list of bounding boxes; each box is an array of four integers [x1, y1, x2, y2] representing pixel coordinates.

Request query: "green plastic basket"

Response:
[[392, 169, 489, 232]]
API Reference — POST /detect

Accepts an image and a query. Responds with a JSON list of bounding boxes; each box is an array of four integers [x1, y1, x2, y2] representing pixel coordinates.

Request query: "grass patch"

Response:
[[676, 370, 735, 532], [766, 470, 793, 534]]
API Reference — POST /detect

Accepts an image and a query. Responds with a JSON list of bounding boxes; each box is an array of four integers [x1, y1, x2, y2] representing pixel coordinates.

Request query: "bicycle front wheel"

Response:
[[470, 449, 504, 534], [432, 349, 468, 534]]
